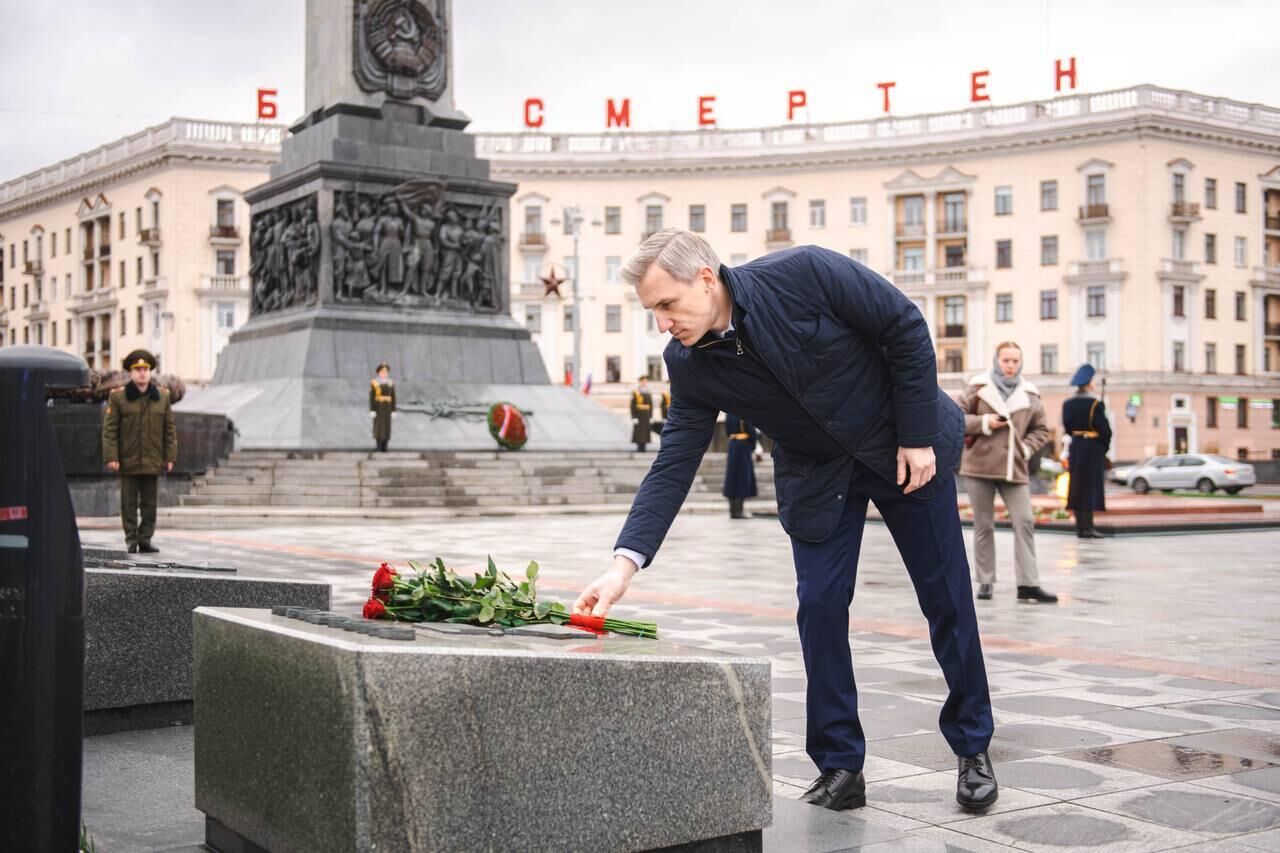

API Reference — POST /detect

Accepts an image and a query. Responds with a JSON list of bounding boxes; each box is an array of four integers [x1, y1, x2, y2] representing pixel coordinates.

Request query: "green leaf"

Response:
[[550, 601, 568, 614], [486, 555, 498, 577], [534, 601, 550, 619], [526, 561, 539, 580], [478, 603, 495, 623]]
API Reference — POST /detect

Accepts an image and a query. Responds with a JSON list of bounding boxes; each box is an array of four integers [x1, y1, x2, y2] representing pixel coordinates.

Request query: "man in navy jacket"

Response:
[[574, 230, 997, 813]]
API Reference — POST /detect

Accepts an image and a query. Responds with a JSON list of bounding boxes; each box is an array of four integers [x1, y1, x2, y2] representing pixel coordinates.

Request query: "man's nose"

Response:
[[655, 312, 673, 332]]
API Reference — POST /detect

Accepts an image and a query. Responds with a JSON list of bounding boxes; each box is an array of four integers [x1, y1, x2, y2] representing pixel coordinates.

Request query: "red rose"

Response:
[[363, 597, 388, 620], [372, 563, 399, 601]]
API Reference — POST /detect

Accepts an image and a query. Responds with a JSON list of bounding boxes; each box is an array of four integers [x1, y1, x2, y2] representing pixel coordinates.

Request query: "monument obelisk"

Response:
[[185, 0, 628, 450]]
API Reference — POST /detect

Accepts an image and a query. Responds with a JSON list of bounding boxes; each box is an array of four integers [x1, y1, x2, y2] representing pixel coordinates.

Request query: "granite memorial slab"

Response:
[[193, 607, 772, 853], [85, 568, 331, 734]]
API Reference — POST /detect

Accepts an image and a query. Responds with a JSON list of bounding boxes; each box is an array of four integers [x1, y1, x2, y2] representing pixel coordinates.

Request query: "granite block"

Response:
[[85, 570, 330, 716], [193, 607, 772, 853]]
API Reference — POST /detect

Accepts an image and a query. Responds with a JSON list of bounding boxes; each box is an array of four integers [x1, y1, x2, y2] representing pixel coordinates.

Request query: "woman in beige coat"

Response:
[[958, 342, 1057, 604]]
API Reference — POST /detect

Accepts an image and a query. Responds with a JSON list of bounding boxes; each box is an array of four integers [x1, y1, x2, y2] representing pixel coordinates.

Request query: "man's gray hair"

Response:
[[621, 228, 722, 288]]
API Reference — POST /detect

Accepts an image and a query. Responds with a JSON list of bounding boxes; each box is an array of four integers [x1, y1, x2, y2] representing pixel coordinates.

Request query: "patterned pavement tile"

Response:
[[1074, 782, 1280, 839]]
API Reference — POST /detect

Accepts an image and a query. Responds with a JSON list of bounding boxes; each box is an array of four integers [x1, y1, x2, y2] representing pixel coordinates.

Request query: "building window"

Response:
[[644, 205, 663, 236], [943, 349, 964, 373], [524, 205, 542, 235], [50, 232, 56, 257], [1235, 181, 1247, 213], [562, 256, 577, 282], [563, 305, 574, 332], [942, 193, 964, 231], [994, 186, 1012, 216], [151, 252, 159, 277], [995, 240, 1012, 269], [1087, 342, 1106, 370], [1273, 400, 1280, 430], [1235, 237, 1248, 268], [216, 250, 236, 276], [1205, 178, 1217, 209], [1172, 228, 1186, 260], [1238, 397, 1249, 428], [216, 302, 235, 331], [604, 206, 621, 234], [1205, 233, 1216, 264], [1040, 289, 1058, 320], [1040, 180, 1058, 211], [943, 295, 965, 328], [1173, 285, 1185, 318], [848, 248, 868, 265], [849, 197, 866, 225], [1086, 229, 1107, 260], [809, 199, 826, 228], [1086, 173, 1106, 206], [524, 304, 541, 333], [902, 247, 924, 271], [135, 207, 143, 233], [730, 204, 747, 232], [1173, 341, 1186, 372], [605, 356, 621, 384], [1087, 286, 1106, 318], [729, 253, 747, 266], [1041, 235, 1058, 265], [1236, 344, 1247, 375], [136, 257, 143, 285], [1235, 291, 1247, 321], [903, 196, 923, 228], [689, 204, 706, 233], [646, 312, 655, 333], [1040, 344, 1058, 374], [1206, 289, 1216, 319], [604, 256, 621, 283], [136, 306, 142, 333], [646, 355, 663, 381], [605, 304, 622, 333], [118, 212, 126, 240], [770, 201, 789, 231], [1205, 342, 1217, 374], [995, 293, 1013, 323], [562, 210, 574, 235], [119, 260, 126, 289], [1172, 173, 1186, 204], [1207, 396, 1218, 428], [51, 323, 57, 347], [944, 245, 964, 267]]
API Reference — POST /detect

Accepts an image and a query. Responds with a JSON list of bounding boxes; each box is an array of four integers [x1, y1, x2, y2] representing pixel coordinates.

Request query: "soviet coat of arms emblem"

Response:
[[353, 0, 448, 101]]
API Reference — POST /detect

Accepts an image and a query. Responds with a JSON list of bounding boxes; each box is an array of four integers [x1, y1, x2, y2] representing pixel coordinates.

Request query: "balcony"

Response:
[[1159, 258, 1204, 282], [1251, 266, 1280, 286], [1264, 322, 1280, 338], [939, 324, 967, 339], [25, 301, 49, 321], [935, 267, 969, 285], [200, 274, 248, 293], [892, 269, 926, 287], [765, 228, 793, 248], [138, 227, 162, 246], [83, 246, 95, 262], [209, 224, 241, 243], [100, 243, 111, 258], [23, 260, 42, 276], [896, 222, 926, 239], [518, 232, 546, 252], [1064, 258, 1126, 284], [1077, 203, 1111, 223], [1169, 201, 1201, 222], [937, 218, 967, 236], [1266, 215, 1280, 232]]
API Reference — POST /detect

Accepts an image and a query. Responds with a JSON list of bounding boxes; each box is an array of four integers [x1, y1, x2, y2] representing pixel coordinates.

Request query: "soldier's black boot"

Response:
[[128, 543, 139, 554], [138, 542, 159, 553], [1017, 586, 1059, 604], [729, 498, 746, 519]]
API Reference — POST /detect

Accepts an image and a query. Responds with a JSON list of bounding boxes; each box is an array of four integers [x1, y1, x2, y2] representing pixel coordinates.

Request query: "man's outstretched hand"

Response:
[[897, 445, 937, 494], [573, 555, 639, 617]]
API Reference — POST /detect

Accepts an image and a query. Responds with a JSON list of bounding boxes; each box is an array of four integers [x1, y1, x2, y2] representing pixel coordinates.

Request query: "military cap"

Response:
[[1069, 363, 1096, 387], [376, 362, 391, 372], [124, 349, 158, 371]]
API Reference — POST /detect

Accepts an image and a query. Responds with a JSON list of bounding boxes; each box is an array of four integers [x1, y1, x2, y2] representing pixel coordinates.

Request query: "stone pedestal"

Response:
[[193, 607, 772, 853], [85, 570, 330, 734]]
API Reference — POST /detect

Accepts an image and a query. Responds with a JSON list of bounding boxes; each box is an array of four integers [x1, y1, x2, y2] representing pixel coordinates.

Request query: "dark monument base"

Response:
[[189, 305, 629, 450]]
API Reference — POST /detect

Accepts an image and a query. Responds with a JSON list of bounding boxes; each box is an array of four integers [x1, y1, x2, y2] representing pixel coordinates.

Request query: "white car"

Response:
[[1128, 454, 1257, 494]]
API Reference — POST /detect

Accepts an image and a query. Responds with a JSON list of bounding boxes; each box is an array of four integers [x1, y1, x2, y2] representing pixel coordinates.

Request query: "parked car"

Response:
[[1128, 454, 1256, 494], [1109, 459, 1152, 486]]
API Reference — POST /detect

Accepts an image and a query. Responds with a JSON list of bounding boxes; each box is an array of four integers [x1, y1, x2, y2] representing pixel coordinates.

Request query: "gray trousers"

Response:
[[967, 477, 1039, 587]]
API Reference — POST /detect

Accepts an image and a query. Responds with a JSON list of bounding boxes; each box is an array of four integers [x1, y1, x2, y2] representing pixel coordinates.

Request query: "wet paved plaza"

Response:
[[80, 511, 1280, 851]]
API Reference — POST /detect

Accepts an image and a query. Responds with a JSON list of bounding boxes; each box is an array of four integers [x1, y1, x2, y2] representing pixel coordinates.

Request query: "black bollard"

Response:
[[0, 346, 90, 851]]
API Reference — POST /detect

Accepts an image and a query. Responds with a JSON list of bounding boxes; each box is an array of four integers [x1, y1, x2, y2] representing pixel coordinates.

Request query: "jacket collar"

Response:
[[691, 264, 750, 349], [969, 373, 1037, 415], [125, 382, 160, 402]]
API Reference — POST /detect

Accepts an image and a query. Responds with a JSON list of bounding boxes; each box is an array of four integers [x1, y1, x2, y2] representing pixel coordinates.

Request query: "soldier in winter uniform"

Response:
[[370, 362, 397, 452]]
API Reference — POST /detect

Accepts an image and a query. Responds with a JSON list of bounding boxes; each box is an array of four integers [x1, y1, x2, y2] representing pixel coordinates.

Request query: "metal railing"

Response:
[[941, 324, 967, 339], [138, 227, 161, 244], [519, 232, 546, 247], [209, 225, 240, 240], [23, 260, 42, 275], [1170, 201, 1201, 217], [1078, 203, 1110, 220], [897, 222, 926, 238], [766, 228, 792, 243]]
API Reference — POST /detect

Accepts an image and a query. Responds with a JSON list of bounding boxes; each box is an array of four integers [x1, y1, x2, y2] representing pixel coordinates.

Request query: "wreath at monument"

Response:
[[487, 401, 528, 451], [363, 558, 658, 639]]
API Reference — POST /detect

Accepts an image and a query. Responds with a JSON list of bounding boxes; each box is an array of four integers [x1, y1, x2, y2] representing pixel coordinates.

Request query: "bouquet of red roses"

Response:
[[363, 557, 657, 639]]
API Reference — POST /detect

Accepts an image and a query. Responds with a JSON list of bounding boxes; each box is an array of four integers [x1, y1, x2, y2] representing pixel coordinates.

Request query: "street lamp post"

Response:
[[565, 206, 585, 390]]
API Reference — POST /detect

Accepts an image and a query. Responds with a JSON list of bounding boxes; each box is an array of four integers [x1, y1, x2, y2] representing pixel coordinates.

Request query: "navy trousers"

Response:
[[790, 462, 993, 772]]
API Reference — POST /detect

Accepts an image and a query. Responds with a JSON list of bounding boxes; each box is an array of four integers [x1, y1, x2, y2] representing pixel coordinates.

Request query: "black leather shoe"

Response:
[[800, 769, 866, 811], [137, 542, 160, 553], [956, 752, 998, 812], [127, 543, 139, 553], [976, 583, 993, 600], [1077, 528, 1107, 539], [1016, 586, 1059, 604]]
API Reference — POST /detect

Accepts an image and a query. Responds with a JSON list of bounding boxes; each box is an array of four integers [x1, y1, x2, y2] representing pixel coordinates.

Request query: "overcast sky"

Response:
[[1, 0, 1275, 180]]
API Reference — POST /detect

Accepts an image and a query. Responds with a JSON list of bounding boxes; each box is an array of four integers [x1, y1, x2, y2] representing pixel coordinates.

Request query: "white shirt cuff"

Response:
[[613, 547, 647, 571]]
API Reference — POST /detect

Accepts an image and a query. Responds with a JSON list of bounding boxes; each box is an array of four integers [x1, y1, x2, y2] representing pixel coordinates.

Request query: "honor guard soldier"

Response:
[[1062, 363, 1111, 539], [370, 362, 397, 452], [102, 349, 176, 553], [631, 377, 654, 452], [722, 413, 758, 518]]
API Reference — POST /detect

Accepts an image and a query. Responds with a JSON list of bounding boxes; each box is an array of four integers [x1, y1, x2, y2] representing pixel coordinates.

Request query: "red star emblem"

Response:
[[540, 266, 566, 298]]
